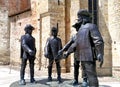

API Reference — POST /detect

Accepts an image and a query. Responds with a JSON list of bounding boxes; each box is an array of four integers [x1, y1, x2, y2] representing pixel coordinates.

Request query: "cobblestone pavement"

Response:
[[0, 65, 120, 87]]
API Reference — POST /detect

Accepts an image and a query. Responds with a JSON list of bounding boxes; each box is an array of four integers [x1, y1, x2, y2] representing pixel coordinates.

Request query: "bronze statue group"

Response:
[[19, 9, 104, 87]]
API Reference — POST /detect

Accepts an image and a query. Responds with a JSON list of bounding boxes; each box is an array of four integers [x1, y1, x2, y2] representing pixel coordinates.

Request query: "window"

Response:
[[58, 0, 60, 5], [88, 0, 98, 25]]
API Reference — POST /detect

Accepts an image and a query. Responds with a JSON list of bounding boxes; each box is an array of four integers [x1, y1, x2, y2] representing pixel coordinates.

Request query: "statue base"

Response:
[[10, 78, 81, 87]]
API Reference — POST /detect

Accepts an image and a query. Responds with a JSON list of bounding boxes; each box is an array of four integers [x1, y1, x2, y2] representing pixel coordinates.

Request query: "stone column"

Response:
[[97, 0, 112, 76], [0, 6, 10, 64], [108, 0, 120, 77], [64, 0, 71, 72]]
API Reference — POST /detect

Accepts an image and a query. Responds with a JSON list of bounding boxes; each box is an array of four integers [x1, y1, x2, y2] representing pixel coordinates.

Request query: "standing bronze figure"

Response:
[[19, 24, 36, 85], [64, 9, 104, 87], [44, 27, 62, 83], [58, 20, 88, 86]]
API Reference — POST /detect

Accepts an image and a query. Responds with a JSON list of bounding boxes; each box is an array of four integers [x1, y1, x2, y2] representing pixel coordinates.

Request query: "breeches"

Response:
[[48, 59, 61, 77], [74, 60, 87, 80], [81, 61, 98, 87], [20, 58, 35, 79], [48, 59, 61, 69]]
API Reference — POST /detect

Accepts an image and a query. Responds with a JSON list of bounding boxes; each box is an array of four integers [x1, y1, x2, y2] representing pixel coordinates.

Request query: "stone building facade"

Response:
[[0, 0, 120, 77]]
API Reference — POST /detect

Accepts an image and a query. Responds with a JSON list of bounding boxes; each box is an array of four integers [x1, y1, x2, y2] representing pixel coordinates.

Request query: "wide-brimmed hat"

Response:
[[77, 9, 91, 17], [24, 24, 35, 31], [51, 27, 58, 31]]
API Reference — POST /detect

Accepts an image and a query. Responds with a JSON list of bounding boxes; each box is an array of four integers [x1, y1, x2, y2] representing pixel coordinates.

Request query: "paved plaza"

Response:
[[0, 65, 120, 87]]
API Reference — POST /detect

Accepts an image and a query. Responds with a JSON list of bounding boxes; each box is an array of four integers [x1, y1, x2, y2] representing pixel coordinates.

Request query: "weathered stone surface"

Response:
[[0, 6, 10, 64], [108, 0, 120, 77]]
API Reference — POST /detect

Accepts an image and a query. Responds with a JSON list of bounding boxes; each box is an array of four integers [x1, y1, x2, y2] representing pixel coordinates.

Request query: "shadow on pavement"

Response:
[[100, 85, 111, 87], [10, 78, 111, 87], [10, 78, 77, 87]]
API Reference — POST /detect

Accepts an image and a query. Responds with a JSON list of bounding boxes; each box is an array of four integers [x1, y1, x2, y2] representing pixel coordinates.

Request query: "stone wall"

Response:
[[0, 6, 10, 64], [108, 0, 120, 77], [97, 0, 112, 76]]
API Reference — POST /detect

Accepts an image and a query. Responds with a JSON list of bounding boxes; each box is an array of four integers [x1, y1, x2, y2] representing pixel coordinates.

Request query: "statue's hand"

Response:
[[29, 50, 35, 56], [58, 50, 63, 56], [44, 54, 49, 58], [97, 54, 103, 68], [63, 52, 69, 59]]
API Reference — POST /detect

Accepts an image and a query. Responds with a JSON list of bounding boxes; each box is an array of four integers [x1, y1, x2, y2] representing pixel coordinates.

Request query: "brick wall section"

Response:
[[0, 0, 8, 6], [38, 0, 48, 14], [0, 0, 5, 6], [80, 0, 88, 9], [0, 7, 10, 64], [9, 11, 32, 65], [8, 0, 31, 16]]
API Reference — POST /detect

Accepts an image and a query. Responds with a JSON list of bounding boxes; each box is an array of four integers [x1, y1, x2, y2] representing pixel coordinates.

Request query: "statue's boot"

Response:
[[57, 68, 62, 83], [20, 67, 26, 85], [81, 78, 88, 87], [57, 76, 62, 83], [19, 79, 26, 85], [73, 80, 79, 86], [30, 78, 36, 83], [73, 62, 79, 85], [30, 63, 36, 83], [48, 67, 52, 81]]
